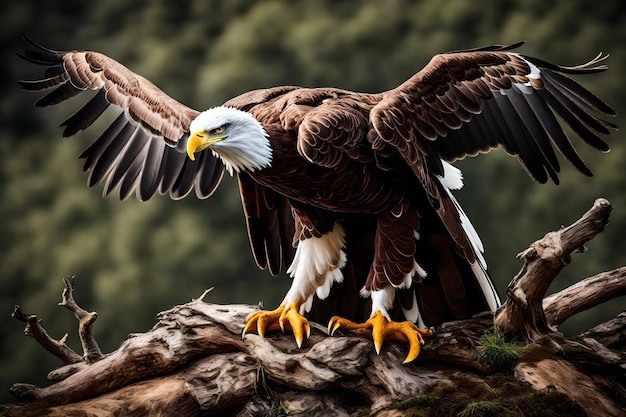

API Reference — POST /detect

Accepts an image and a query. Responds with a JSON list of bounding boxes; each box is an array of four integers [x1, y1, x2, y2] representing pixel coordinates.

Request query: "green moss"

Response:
[[397, 372, 587, 417], [457, 400, 505, 417], [489, 379, 523, 397], [399, 394, 433, 410], [404, 408, 430, 417], [428, 382, 457, 398], [476, 325, 521, 371], [518, 390, 587, 417], [397, 383, 451, 416], [264, 402, 287, 417]]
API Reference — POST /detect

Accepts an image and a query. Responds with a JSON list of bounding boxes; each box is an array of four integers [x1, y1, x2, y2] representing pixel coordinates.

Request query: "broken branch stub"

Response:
[[58, 276, 104, 363], [496, 198, 613, 341], [12, 277, 104, 366]]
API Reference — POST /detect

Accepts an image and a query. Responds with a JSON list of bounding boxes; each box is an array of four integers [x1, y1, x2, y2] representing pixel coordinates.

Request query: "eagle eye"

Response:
[[209, 124, 229, 135]]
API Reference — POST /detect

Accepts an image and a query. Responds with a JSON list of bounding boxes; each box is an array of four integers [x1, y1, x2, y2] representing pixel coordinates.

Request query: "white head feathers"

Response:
[[189, 106, 272, 175]]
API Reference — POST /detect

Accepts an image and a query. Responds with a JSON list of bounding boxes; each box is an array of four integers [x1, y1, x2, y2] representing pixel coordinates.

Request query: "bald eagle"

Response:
[[19, 38, 615, 362]]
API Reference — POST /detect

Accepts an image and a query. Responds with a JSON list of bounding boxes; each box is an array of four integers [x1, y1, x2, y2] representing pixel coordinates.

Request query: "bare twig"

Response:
[[194, 287, 214, 302], [58, 276, 103, 363], [11, 306, 83, 364]]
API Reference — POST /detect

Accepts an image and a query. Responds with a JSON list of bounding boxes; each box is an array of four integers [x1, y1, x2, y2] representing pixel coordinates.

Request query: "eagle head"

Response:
[[187, 106, 272, 175]]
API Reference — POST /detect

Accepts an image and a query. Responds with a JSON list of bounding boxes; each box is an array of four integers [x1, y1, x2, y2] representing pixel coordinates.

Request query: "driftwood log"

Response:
[[2, 198, 625, 417]]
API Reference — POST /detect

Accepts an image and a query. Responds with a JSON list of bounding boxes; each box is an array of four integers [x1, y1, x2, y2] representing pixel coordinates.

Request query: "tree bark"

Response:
[[543, 267, 626, 326], [2, 199, 625, 417], [495, 198, 614, 341]]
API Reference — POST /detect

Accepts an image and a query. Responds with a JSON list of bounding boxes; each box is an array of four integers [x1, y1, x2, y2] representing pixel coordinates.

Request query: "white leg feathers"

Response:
[[401, 291, 427, 329], [365, 287, 426, 327], [284, 221, 347, 314], [369, 287, 395, 320]]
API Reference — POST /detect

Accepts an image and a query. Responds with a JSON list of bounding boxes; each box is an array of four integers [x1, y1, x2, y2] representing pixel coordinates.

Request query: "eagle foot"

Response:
[[328, 311, 434, 363], [243, 302, 311, 348]]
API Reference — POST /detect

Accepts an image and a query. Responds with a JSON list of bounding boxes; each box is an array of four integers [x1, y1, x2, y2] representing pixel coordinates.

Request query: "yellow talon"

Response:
[[243, 302, 310, 348], [242, 308, 282, 338], [328, 311, 433, 363]]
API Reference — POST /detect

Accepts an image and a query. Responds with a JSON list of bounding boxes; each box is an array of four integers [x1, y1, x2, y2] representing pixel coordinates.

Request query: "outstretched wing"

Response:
[[18, 37, 224, 201], [371, 42, 617, 185]]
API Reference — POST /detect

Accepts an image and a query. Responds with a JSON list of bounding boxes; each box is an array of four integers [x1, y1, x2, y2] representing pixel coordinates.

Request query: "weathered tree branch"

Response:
[[6, 301, 481, 416], [544, 267, 626, 326], [3, 199, 625, 417], [580, 311, 626, 349], [4, 300, 624, 417], [514, 334, 626, 417], [495, 198, 613, 341]]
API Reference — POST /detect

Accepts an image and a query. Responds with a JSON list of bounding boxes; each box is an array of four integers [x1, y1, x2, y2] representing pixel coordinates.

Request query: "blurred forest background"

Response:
[[1, 0, 624, 402]]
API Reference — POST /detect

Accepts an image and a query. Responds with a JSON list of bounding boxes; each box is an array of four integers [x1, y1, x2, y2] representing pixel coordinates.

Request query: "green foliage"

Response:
[[1, 0, 625, 404], [476, 325, 521, 371]]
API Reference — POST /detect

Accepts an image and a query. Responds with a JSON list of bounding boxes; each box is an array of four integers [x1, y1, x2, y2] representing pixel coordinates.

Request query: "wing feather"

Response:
[[471, 104, 501, 151], [119, 156, 143, 201], [80, 112, 128, 172], [539, 78, 610, 152], [60, 90, 111, 137], [137, 138, 167, 201], [103, 127, 150, 196], [504, 89, 561, 177], [482, 96, 518, 155], [238, 174, 296, 275], [541, 72, 617, 134], [493, 92, 552, 183], [34, 81, 83, 107], [540, 69, 616, 116], [17, 72, 70, 91], [159, 148, 186, 195], [170, 157, 200, 200], [19, 39, 225, 201], [88, 121, 138, 188], [195, 150, 226, 199]]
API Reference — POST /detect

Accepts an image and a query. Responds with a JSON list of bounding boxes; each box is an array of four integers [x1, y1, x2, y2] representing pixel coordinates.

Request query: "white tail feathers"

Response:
[[437, 160, 500, 310]]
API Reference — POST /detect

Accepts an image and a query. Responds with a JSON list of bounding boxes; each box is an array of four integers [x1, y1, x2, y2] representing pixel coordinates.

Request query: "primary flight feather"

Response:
[[19, 38, 616, 362]]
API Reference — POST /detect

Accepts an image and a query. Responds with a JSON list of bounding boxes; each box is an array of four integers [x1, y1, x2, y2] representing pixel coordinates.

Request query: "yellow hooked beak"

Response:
[[187, 131, 227, 161]]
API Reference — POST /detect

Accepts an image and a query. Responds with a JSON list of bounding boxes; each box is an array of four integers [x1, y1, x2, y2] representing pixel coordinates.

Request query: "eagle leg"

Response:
[[243, 302, 311, 348], [328, 311, 434, 363]]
